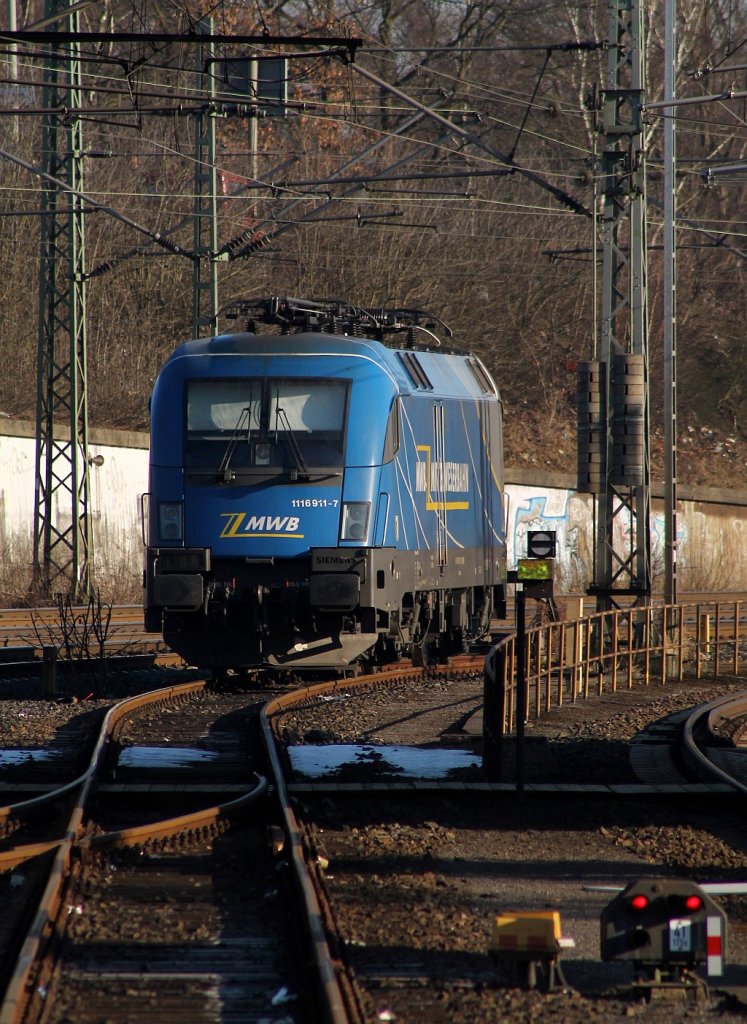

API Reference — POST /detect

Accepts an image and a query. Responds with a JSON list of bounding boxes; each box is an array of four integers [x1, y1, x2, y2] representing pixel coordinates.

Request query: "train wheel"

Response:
[[412, 637, 436, 667]]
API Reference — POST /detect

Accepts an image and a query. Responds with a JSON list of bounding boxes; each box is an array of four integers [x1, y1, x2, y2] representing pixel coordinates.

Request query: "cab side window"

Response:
[[383, 398, 400, 463]]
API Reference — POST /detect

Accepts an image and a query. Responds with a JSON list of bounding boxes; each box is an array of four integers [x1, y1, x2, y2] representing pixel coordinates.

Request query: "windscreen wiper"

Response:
[[274, 406, 309, 477], [218, 406, 251, 482]]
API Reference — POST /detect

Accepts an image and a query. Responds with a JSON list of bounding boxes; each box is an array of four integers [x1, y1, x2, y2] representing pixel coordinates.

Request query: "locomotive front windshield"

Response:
[[185, 377, 348, 473]]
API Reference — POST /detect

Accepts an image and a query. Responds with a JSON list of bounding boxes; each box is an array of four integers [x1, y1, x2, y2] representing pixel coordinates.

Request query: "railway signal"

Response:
[[526, 530, 557, 560], [600, 878, 726, 989], [514, 531, 557, 604]]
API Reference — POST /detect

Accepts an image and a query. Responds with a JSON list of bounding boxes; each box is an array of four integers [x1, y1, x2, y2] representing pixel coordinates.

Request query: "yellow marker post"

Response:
[[489, 911, 574, 991]]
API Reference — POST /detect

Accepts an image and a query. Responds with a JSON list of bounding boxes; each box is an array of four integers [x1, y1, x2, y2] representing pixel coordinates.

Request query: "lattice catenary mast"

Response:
[[578, 0, 651, 608], [33, 0, 92, 599]]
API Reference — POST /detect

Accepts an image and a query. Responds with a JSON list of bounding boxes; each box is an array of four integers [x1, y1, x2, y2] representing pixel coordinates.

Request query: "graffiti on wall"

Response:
[[507, 484, 592, 591], [508, 486, 566, 564], [506, 484, 693, 592]]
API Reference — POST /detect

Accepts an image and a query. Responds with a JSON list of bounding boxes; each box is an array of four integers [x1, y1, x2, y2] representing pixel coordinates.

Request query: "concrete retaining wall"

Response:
[[506, 467, 747, 593], [1, 420, 745, 595]]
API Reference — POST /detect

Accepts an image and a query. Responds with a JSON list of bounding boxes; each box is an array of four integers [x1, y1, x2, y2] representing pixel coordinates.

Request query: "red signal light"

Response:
[[630, 894, 649, 911], [684, 894, 703, 912]]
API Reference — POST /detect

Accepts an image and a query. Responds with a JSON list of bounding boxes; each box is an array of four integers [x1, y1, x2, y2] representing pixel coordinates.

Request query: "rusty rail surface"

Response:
[[0, 675, 375, 1024], [0, 680, 279, 1024], [0, 605, 147, 639], [0, 604, 180, 674]]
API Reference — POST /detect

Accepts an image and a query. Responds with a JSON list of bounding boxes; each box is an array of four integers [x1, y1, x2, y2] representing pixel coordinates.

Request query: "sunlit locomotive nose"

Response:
[[143, 296, 507, 676]]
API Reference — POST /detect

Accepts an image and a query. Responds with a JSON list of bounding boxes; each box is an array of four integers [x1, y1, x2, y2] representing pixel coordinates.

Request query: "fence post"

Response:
[[734, 601, 740, 677], [659, 606, 666, 685], [42, 646, 57, 697], [697, 610, 709, 680], [663, 604, 682, 681], [557, 623, 565, 707], [714, 604, 721, 677], [482, 642, 506, 782], [583, 618, 591, 698], [676, 604, 685, 681], [516, 589, 526, 795], [611, 611, 619, 692]]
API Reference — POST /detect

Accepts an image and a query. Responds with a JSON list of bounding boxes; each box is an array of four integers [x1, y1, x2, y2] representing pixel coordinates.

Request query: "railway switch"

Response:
[[489, 910, 574, 991], [600, 878, 726, 985]]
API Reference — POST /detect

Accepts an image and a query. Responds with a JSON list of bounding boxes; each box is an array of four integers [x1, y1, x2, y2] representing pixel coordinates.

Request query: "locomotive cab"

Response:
[[144, 298, 507, 674]]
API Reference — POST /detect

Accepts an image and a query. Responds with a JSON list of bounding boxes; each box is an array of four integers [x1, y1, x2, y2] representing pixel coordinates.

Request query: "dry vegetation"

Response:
[[0, 0, 745, 493], [506, 410, 747, 490]]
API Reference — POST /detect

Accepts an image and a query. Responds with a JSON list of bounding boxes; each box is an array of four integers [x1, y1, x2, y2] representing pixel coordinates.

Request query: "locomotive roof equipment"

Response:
[[222, 295, 455, 350]]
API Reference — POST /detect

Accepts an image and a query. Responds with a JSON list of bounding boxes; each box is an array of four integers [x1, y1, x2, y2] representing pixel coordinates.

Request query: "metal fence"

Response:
[[483, 600, 747, 778]]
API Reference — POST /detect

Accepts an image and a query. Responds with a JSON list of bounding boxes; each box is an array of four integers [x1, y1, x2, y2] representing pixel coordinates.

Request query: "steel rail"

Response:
[[0, 604, 167, 652], [0, 680, 206, 823], [265, 658, 478, 718], [261, 692, 368, 1024], [0, 772, 270, 871], [1, 676, 362, 1023], [79, 772, 269, 849], [259, 658, 484, 1024], [265, 662, 738, 801], [0, 841, 73, 1024], [0, 680, 208, 1024], [682, 693, 747, 795]]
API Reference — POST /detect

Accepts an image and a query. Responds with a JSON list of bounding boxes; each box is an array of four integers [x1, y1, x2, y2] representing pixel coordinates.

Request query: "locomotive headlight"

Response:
[[340, 501, 370, 542], [158, 501, 183, 542]]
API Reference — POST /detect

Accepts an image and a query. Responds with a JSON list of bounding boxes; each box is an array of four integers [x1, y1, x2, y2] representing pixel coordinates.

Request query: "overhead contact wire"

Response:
[[0, 143, 195, 259]]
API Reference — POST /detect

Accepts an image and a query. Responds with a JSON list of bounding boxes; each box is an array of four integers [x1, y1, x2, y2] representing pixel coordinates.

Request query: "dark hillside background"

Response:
[[0, 0, 745, 488]]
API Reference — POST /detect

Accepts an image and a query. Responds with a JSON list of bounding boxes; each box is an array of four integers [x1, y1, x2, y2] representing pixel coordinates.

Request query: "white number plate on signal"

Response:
[[669, 919, 692, 952]]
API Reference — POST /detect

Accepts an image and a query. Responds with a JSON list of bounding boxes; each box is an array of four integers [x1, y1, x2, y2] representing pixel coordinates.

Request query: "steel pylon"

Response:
[[33, 5, 92, 599], [192, 18, 219, 338], [594, 0, 651, 607]]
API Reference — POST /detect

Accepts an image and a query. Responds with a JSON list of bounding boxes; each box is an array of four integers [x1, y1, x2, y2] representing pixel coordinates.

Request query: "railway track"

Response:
[[682, 693, 747, 793], [0, 605, 182, 674], [3, 617, 747, 1021], [0, 592, 745, 676], [0, 681, 352, 1024], [262, 665, 747, 1022], [0, 604, 157, 642]]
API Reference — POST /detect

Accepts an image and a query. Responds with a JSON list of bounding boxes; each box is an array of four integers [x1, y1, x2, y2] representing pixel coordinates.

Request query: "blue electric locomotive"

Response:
[[143, 297, 507, 675]]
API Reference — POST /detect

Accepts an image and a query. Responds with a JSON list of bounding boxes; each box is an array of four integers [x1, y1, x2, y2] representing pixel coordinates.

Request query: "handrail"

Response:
[[485, 599, 747, 741]]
